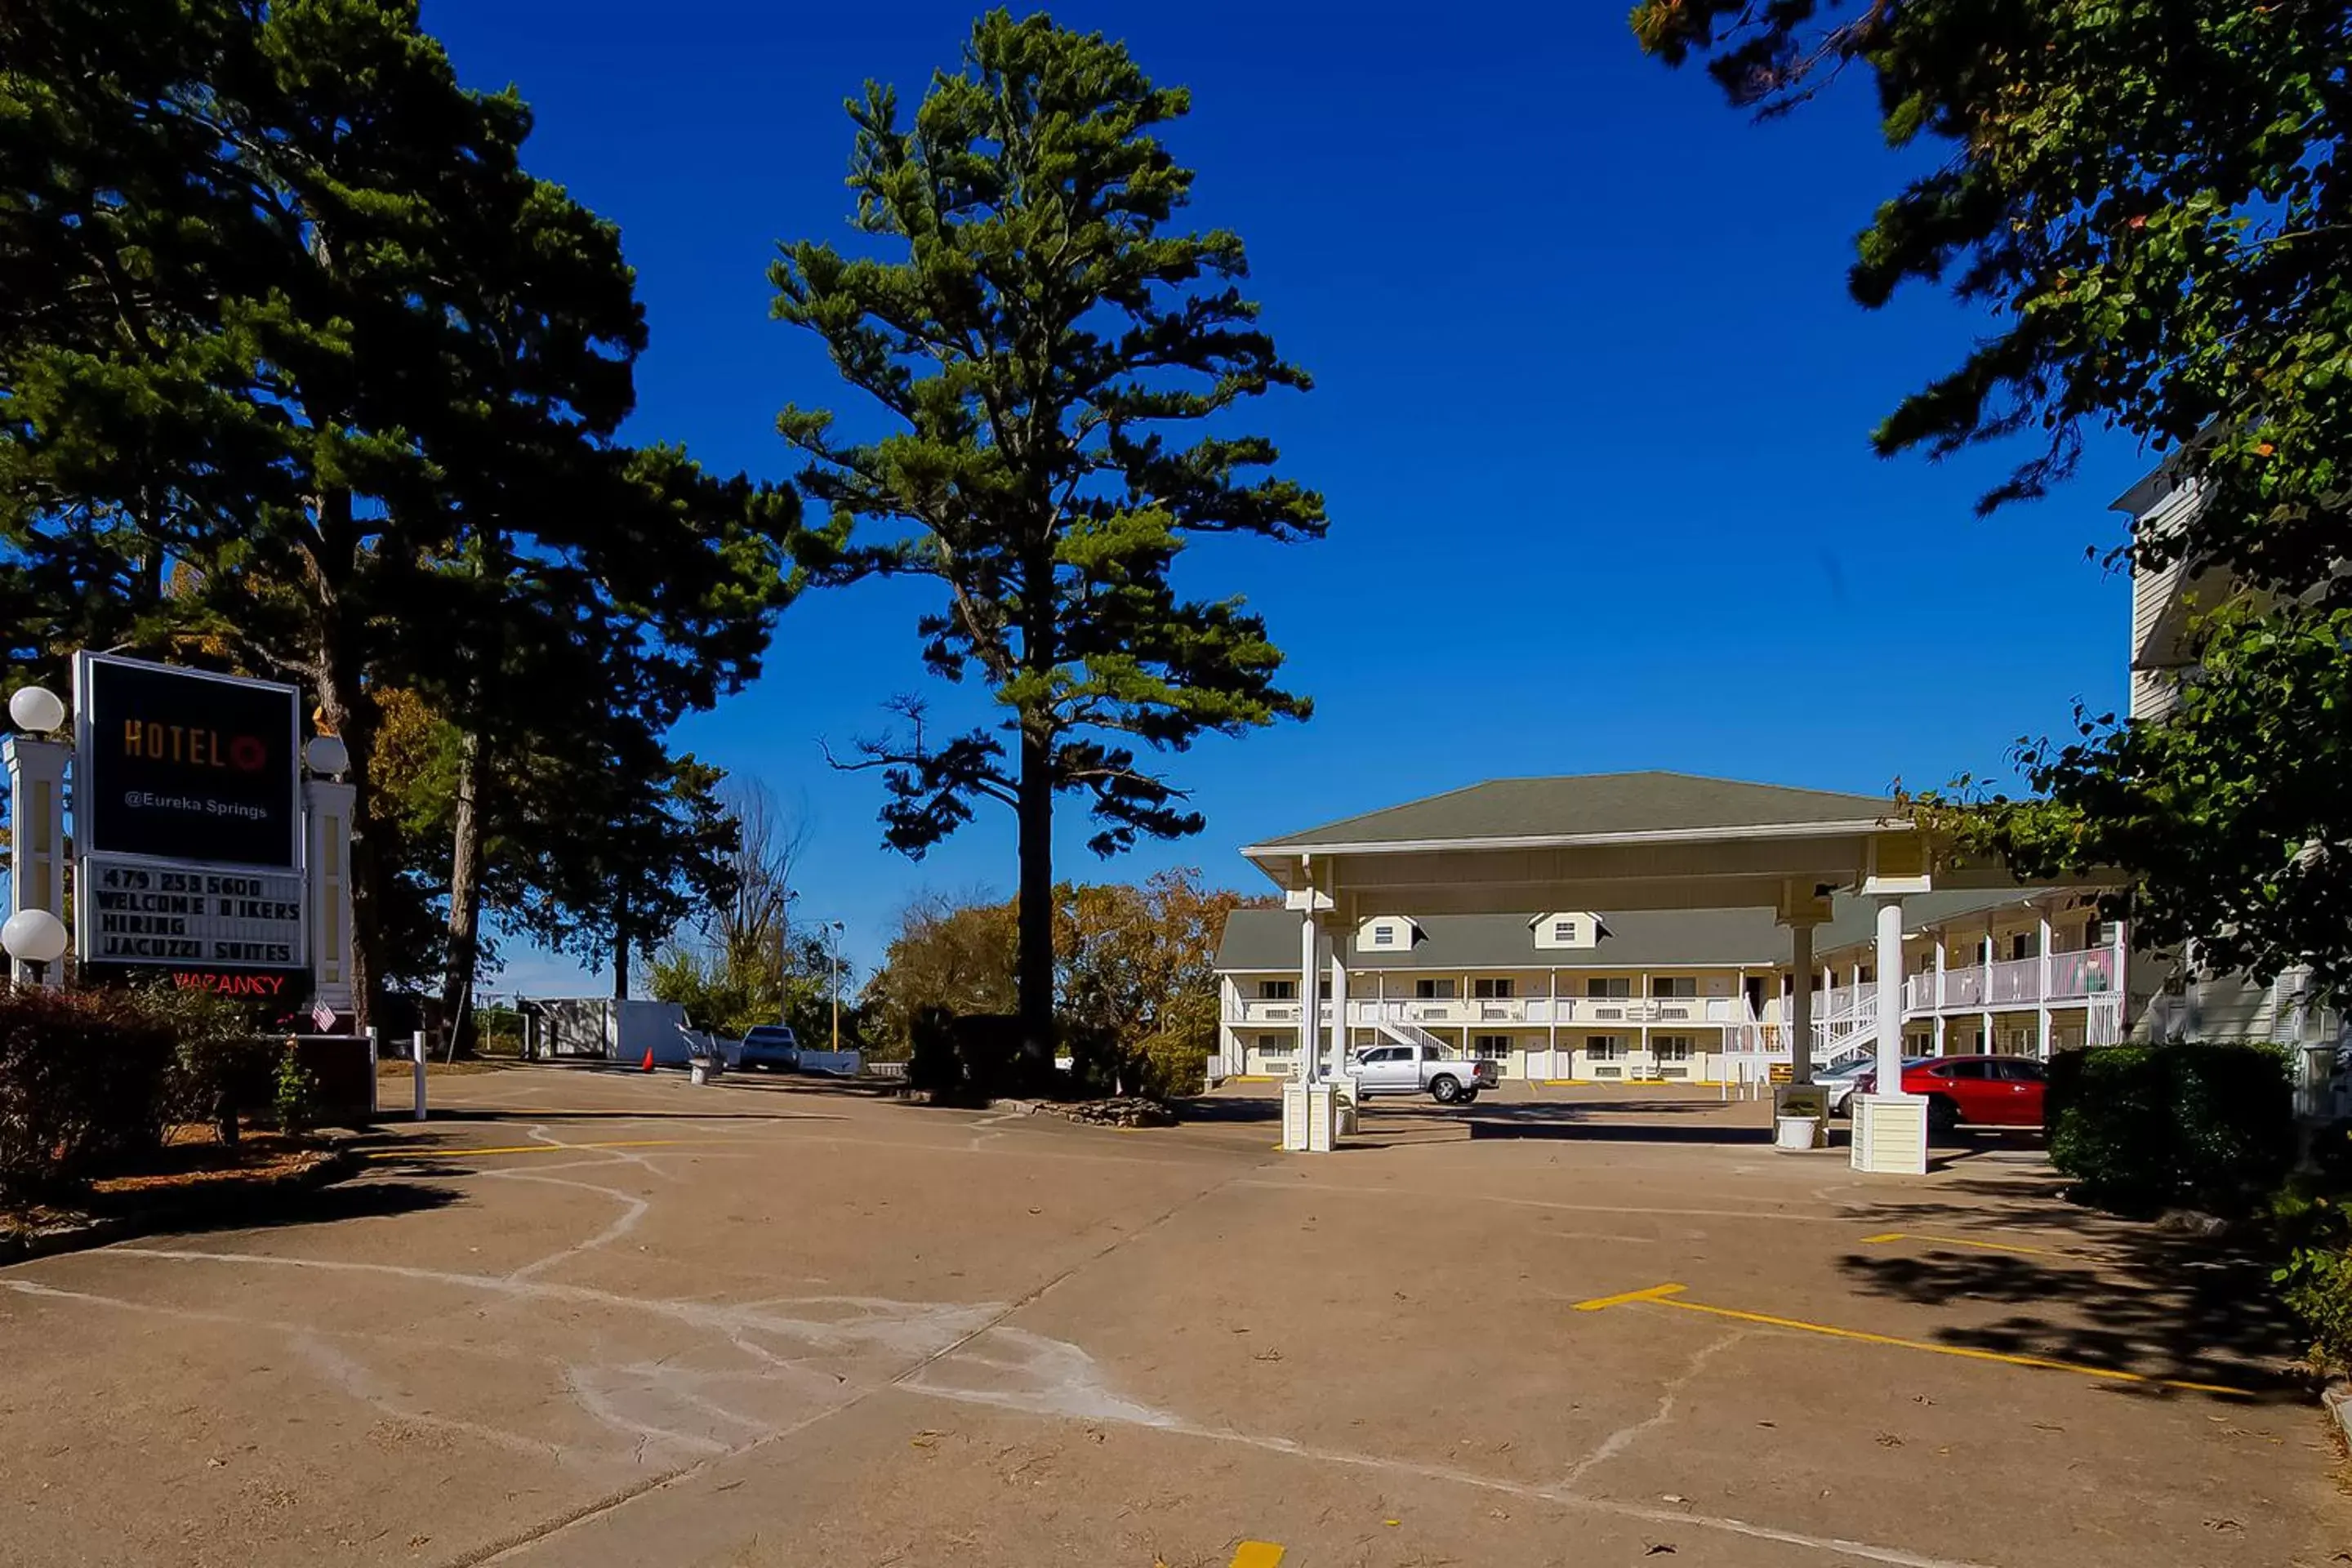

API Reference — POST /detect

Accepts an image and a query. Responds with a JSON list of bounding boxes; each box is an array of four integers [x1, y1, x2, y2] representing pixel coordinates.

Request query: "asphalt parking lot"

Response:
[[1, 1068, 2341, 1567]]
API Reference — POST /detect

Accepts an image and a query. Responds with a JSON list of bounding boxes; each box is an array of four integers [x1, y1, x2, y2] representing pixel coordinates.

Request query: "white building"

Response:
[[2117, 465, 2343, 1049], [1213, 774, 2135, 1085]]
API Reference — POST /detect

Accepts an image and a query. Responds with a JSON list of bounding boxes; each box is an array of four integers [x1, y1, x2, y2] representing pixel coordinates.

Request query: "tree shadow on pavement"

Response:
[[113, 1178, 462, 1241], [1457, 1098, 1775, 1145], [1833, 1216, 2309, 1403]]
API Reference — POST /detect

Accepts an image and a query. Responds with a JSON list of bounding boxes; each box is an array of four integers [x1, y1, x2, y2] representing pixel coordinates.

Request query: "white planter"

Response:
[[1775, 1114, 1820, 1152]]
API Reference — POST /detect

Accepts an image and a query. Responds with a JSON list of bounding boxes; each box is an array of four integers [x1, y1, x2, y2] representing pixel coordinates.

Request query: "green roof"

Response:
[[1252, 772, 1899, 850]]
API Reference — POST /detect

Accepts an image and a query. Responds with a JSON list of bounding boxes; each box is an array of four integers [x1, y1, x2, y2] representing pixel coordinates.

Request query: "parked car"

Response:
[[1347, 1042, 1498, 1104], [737, 1025, 801, 1072], [1816, 1054, 1890, 1116], [1852, 1054, 2047, 1134]]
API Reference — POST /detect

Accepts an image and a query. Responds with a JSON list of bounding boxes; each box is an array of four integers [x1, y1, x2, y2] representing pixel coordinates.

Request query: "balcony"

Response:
[[1900, 946, 2124, 1013], [1228, 994, 1750, 1028]]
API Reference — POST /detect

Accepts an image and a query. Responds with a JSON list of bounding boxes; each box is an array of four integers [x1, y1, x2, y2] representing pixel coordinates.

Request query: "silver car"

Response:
[[737, 1025, 801, 1072]]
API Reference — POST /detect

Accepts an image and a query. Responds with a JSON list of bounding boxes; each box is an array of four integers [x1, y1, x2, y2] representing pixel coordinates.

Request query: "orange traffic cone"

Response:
[[639, 1045, 656, 1072]]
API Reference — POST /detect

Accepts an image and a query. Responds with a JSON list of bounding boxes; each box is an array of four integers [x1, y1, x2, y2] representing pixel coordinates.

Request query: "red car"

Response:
[[1852, 1054, 2047, 1134]]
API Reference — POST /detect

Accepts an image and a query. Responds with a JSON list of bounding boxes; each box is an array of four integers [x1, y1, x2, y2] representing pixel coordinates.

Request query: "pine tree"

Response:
[[773, 10, 1325, 1064]]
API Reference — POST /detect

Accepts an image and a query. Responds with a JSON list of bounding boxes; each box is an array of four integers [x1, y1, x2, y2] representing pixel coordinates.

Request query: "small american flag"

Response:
[[311, 1000, 336, 1032]]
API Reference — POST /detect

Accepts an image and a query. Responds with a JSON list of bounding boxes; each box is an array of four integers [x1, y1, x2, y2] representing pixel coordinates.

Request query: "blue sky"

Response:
[[421, 2, 2149, 996]]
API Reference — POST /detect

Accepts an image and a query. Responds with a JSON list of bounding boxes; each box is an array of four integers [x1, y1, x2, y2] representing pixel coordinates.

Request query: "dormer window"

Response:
[[1356, 915, 1422, 954], [1531, 911, 1602, 951]]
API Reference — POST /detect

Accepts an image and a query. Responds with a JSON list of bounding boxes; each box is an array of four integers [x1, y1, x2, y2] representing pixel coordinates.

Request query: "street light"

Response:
[[2, 906, 69, 987], [7, 685, 65, 734], [826, 920, 845, 1054]]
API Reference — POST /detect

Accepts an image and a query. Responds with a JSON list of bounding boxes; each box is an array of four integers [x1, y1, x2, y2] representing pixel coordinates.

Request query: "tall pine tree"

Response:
[[773, 10, 1325, 1062]]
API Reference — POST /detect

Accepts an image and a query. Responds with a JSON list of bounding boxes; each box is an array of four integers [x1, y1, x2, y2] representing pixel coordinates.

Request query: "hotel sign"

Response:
[[73, 653, 305, 975], [83, 860, 305, 969]]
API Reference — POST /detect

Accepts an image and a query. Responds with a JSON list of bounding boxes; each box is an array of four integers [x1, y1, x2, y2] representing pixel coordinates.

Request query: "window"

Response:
[[1586, 978, 1632, 999], [1858, 965, 1875, 984], [2084, 918, 2106, 948], [1357, 1046, 1399, 1064], [1258, 980, 1295, 1000], [1585, 1035, 1621, 1061], [1414, 978, 1459, 1000], [1654, 1036, 1693, 1062], [2010, 933, 2037, 961], [1258, 1036, 1291, 1055], [1374, 926, 1396, 947], [1317, 978, 1331, 1000], [1993, 1058, 2047, 1081], [1472, 978, 1516, 1000], [1939, 1059, 1993, 1080], [1472, 1034, 1513, 1057], [1553, 920, 1577, 943], [1651, 977, 1698, 1000]]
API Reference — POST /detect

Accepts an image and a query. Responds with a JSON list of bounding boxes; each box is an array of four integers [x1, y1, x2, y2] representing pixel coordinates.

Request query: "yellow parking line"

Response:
[[1575, 1281, 2251, 1396], [1230, 1544, 1285, 1568], [1860, 1230, 2074, 1259], [1572, 1282, 1689, 1312], [363, 1138, 720, 1160]]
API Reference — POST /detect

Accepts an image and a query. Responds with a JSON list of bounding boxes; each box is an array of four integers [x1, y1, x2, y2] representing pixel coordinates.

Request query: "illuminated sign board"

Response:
[[74, 653, 300, 869], [73, 654, 305, 975]]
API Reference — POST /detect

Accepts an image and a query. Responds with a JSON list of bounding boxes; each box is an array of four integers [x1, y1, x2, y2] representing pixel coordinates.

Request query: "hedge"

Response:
[[0, 988, 181, 1199], [2047, 1041, 2295, 1214]]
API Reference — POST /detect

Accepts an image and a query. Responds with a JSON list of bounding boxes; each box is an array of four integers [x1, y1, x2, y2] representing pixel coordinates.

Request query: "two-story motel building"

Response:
[[1212, 778, 2136, 1086]]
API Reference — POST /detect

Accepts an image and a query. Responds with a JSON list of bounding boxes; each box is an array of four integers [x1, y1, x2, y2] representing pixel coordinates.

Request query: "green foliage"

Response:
[[772, 10, 1324, 1047], [861, 895, 1020, 1061], [865, 870, 1263, 1096], [1, 1, 797, 1021], [271, 1042, 318, 1134], [1633, 1, 2352, 988], [2273, 1242, 2352, 1373], [2046, 1042, 2294, 1214], [0, 988, 179, 1199]]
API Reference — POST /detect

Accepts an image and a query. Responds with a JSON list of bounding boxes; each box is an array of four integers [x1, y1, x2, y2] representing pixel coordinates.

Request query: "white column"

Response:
[[1297, 909, 1321, 1086], [3, 736, 68, 987], [305, 777, 357, 1011], [1980, 916, 1995, 1052], [1788, 921, 1815, 1085], [1328, 944, 1348, 1078], [2035, 907, 2054, 1058], [1933, 936, 1949, 1055], [1874, 895, 1905, 1093]]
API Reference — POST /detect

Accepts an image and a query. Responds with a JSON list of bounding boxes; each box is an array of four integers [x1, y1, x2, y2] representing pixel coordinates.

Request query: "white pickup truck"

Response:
[[1347, 1042, 1498, 1104]]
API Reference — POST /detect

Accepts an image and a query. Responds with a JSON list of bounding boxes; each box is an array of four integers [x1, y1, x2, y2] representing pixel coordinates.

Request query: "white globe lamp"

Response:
[[304, 735, 350, 776], [2, 908, 69, 965], [7, 685, 65, 734]]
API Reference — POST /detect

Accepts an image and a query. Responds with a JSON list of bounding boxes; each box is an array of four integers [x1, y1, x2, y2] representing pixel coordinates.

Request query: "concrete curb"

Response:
[[0, 1140, 356, 1268], [2324, 1379, 2351, 1448]]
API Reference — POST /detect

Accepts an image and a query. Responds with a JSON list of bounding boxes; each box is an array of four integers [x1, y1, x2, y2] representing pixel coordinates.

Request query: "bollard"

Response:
[[412, 1029, 428, 1121]]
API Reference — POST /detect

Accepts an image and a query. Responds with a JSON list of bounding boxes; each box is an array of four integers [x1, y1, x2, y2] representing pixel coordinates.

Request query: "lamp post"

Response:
[[2, 908, 69, 989], [5, 684, 70, 989], [825, 920, 844, 1054]]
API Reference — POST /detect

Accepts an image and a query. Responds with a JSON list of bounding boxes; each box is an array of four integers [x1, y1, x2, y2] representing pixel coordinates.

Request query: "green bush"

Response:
[[0, 988, 180, 1199], [2047, 1042, 2294, 1214], [272, 1041, 318, 1134], [2274, 1242, 2352, 1371]]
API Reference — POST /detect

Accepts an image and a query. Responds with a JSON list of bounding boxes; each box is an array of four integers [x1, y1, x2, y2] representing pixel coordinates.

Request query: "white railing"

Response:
[[1899, 944, 2126, 1013]]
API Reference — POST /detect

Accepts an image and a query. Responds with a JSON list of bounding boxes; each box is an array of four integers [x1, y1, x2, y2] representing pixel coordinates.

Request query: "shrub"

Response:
[[0, 988, 180, 1199], [272, 1040, 318, 1134], [2274, 1243, 2352, 1372], [2047, 1041, 2295, 1214]]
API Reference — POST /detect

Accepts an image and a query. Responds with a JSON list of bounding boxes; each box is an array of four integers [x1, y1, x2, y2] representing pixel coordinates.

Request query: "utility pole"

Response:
[[826, 920, 845, 1053]]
